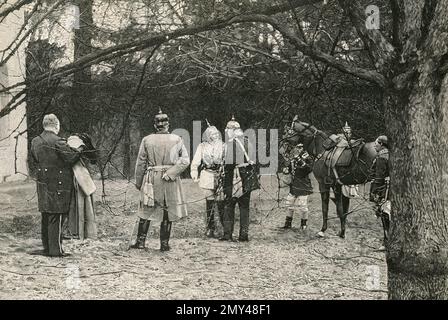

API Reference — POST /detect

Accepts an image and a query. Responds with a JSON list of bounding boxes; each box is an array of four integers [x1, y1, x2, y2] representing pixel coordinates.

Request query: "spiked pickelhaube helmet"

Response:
[[225, 115, 240, 129], [342, 121, 351, 133], [203, 118, 221, 142], [154, 108, 169, 130]]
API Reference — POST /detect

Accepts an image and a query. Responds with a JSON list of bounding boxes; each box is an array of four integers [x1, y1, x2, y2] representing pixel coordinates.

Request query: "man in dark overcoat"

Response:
[[31, 114, 83, 257]]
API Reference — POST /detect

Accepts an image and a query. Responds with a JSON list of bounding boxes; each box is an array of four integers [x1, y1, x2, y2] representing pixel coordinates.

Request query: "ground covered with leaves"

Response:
[[0, 177, 387, 299]]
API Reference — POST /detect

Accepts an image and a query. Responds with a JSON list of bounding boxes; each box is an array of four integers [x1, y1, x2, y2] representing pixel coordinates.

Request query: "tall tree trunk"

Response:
[[71, 0, 93, 133], [385, 1, 448, 299], [123, 121, 131, 179]]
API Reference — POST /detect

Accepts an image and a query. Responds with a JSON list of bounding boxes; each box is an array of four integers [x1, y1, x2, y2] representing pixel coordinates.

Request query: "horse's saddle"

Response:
[[322, 138, 365, 185], [323, 138, 365, 168]]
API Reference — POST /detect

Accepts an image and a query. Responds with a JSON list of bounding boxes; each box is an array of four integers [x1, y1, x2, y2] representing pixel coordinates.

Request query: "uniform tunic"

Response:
[[289, 152, 313, 197], [191, 139, 224, 198], [31, 130, 81, 213], [370, 148, 390, 202]]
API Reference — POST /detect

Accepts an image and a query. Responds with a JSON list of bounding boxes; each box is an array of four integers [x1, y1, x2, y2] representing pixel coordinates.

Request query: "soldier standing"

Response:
[[220, 116, 259, 242], [369, 135, 390, 251], [191, 120, 225, 238], [132, 109, 190, 251], [280, 143, 314, 231], [30, 114, 83, 257]]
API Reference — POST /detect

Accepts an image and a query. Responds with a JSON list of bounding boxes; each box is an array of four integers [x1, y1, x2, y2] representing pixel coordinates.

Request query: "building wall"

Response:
[[0, 2, 28, 183]]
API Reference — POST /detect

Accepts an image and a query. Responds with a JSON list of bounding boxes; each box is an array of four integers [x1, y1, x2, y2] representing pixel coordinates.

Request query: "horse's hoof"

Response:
[[317, 231, 325, 238], [338, 232, 345, 239]]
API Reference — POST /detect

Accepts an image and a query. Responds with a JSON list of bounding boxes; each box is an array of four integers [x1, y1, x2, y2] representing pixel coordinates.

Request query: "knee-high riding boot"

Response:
[[217, 201, 225, 225], [206, 200, 215, 237], [130, 218, 150, 249], [220, 203, 235, 241], [238, 206, 249, 241], [280, 216, 293, 229], [381, 213, 390, 244], [160, 219, 172, 252]]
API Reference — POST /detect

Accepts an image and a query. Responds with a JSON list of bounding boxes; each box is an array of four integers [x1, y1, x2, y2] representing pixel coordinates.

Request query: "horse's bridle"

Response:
[[285, 118, 321, 160]]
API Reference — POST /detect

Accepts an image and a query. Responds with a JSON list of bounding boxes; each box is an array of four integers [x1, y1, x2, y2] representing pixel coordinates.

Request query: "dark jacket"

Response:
[[31, 130, 82, 213], [369, 148, 389, 202], [223, 137, 259, 198], [289, 151, 313, 197]]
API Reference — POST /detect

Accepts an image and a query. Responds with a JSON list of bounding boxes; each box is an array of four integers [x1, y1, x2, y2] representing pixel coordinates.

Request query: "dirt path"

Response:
[[0, 178, 387, 299]]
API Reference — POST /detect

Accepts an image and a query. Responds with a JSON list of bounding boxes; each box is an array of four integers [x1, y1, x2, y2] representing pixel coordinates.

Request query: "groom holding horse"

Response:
[[282, 116, 377, 238]]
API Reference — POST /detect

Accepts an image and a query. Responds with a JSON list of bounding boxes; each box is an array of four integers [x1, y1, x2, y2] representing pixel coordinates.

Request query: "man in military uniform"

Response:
[[369, 135, 390, 251], [280, 143, 314, 231], [31, 114, 83, 257], [220, 116, 259, 242], [132, 109, 190, 251], [190, 119, 225, 238], [334, 122, 359, 198]]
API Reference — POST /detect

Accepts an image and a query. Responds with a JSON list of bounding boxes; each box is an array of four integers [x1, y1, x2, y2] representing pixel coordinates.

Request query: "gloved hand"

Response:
[[191, 171, 199, 183], [162, 173, 173, 181]]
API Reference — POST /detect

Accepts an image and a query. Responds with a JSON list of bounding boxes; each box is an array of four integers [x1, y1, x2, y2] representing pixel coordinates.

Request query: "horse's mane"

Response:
[[295, 121, 329, 139]]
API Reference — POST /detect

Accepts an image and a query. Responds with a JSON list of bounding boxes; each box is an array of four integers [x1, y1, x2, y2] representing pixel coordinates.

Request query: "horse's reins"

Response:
[[287, 119, 324, 161]]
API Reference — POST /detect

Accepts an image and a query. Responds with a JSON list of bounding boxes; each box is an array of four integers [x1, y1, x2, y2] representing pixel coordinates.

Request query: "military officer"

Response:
[[132, 109, 190, 251], [220, 116, 259, 242], [370, 135, 390, 251], [191, 119, 225, 238], [31, 114, 83, 257]]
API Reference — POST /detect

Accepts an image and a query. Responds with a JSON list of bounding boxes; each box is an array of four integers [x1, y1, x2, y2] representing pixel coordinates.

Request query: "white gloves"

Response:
[[191, 171, 199, 182]]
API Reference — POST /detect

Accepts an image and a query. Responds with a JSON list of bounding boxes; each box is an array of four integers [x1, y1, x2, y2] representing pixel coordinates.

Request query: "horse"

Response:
[[281, 117, 377, 238]]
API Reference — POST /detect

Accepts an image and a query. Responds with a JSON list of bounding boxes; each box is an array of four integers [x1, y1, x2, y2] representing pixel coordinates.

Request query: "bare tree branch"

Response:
[[0, 0, 41, 54], [0, 0, 33, 18], [0, 0, 65, 67], [0, 0, 386, 122], [337, 0, 396, 71], [0, 0, 324, 96], [253, 14, 387, 87]]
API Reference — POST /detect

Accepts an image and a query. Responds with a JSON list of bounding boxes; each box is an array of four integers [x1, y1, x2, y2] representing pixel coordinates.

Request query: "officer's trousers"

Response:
[[222, 192, 251, 240], [41, 212, 64, 256]]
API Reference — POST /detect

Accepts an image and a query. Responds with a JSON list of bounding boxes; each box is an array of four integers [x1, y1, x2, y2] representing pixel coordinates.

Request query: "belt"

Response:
[[147, 165, 171, 172], [203, 165, 221, 171]]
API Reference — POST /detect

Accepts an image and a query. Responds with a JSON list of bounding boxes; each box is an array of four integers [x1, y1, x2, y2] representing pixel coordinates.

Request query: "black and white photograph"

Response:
[[0, 0, 447, 302]]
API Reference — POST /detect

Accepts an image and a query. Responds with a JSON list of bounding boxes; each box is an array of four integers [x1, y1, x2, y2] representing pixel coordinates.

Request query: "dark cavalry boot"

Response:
[[217, 201, 225, 225], [219, 221, 234, 241], [219, 204, 235, 241], [130, 219, 150, 249], [160, 220, 172, 252], [381, 213, 390, 242], [280, 216, 293, 229], [300, 219, 308, 230], [206, 200, 215, 238], [238, 206, 249, 242]]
